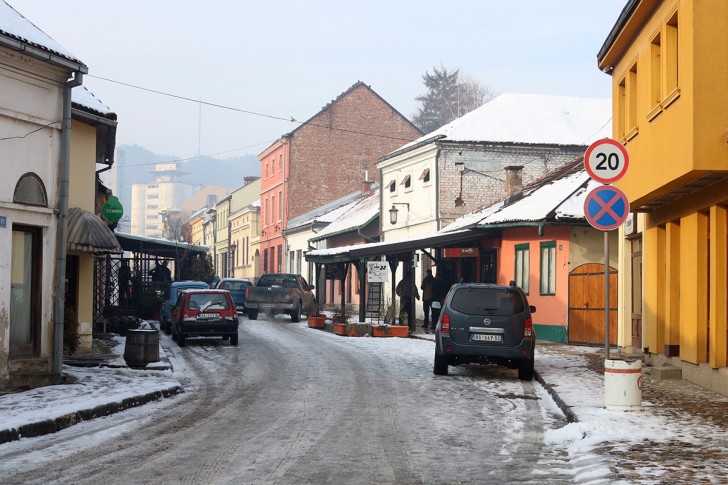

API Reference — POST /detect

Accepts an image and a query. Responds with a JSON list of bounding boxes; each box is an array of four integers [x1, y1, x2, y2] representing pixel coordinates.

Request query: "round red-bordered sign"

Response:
[[584, 138, 630, 184], [584, 185, 630, 231]]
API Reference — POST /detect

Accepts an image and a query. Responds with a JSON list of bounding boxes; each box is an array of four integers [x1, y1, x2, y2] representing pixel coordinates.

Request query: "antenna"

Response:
[[197, 98, 202, 157]]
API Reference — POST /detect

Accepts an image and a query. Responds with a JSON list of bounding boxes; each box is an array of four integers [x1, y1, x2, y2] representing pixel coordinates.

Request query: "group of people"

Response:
[[117, 258, 172, 305], [396, 268, 448, 332]]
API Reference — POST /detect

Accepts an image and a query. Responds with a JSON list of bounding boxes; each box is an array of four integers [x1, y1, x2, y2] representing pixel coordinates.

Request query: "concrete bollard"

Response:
[[604, 359, 642, 410]]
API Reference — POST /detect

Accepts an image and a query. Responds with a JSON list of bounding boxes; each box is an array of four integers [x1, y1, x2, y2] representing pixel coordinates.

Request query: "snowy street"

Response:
[[0, 316, 591, 484]]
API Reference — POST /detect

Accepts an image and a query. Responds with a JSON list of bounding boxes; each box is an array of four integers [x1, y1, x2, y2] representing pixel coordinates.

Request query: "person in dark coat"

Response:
[[430, 272, 448, 331]]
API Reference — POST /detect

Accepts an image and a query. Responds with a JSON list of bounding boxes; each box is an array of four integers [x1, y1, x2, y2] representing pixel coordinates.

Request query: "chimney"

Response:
[[504, 166, 523, 197], [244, 176, 259, 186], [361, 170, 373, 193]]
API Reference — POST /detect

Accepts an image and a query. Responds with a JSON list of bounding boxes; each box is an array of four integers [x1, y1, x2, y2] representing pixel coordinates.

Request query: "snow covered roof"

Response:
[[441, 158, 600, 231], [286, 184, 378, 231], [309, 189, 379, 242], [72, 86, 114, 117], [0, 1, 86, 69], [385, 94, 611, 159]]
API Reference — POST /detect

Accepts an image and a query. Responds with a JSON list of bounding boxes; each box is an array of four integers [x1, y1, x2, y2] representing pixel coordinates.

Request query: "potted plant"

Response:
[[307, 300, 326, 329], [372, 299, 409, 338], [332, 306, 350, 335]]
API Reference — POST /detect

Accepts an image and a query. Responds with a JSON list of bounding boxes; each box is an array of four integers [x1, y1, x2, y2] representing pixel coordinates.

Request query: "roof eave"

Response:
[[0, 34, 88, 73]]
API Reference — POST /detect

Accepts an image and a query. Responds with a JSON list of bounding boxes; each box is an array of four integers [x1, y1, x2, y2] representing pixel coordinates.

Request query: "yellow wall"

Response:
[[604, 1, 728, 370], [69, 120, 97, 211], [604, 1, 728, 209]]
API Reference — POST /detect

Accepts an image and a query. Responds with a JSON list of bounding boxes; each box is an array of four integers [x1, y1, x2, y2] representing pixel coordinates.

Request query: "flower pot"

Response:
[[308, 316, 326, 329], [333, 323, 348, 336], [371, 325, 409, 338]]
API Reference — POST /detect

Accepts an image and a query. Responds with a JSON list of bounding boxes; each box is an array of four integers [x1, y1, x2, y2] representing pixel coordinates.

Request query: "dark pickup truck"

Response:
[[245, 273, 316, 322]]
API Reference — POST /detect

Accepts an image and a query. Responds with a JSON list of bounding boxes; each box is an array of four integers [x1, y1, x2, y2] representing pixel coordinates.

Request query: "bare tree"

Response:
[[412, 65, 497, 134]]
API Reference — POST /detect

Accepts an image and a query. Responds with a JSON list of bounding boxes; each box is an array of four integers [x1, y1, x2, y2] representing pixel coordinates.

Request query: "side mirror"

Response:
[[530, 305, 537, 314], [309, 285, 315, 290], [431, 301, 442, 309]]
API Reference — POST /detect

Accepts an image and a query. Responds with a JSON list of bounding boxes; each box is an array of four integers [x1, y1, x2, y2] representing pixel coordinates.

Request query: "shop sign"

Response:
[[443, 247, 478, 258]]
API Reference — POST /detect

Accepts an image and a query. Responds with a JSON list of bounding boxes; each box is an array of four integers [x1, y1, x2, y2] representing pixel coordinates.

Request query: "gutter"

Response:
[[54, 71, 84, 375], [0, 35, 88, 74]]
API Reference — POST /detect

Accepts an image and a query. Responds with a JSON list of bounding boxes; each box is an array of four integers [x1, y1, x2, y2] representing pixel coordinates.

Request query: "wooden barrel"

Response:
[[124, 329, 160, 366]]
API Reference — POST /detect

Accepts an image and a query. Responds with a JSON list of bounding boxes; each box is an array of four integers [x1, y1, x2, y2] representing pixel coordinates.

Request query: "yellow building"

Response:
[[598, 0, 728, 394]]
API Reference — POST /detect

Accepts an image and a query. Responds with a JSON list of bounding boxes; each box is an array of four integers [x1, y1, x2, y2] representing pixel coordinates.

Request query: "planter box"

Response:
[[307, 316, 326, 329], [371, 325, 409, 338], [333, 322, 369, 337]]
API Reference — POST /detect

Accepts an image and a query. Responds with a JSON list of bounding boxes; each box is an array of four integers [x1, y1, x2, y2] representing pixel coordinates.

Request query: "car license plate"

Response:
[[471, 334, 502, 342], [197, 313, 216, 320]]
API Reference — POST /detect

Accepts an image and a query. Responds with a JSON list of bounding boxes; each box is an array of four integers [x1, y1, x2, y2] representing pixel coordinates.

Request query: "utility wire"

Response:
[[122, 140, 276, 168], [87, 74, 420, 143]]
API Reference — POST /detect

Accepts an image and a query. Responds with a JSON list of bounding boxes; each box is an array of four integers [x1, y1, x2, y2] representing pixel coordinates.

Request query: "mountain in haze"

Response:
[[112, 144, 261, 215], [116, 144, 260, 187]]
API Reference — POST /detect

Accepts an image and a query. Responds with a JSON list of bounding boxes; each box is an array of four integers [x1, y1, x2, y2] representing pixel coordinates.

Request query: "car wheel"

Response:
[[163, 319, 171, 335], [230, 333, 239, 346], [171, 324, 178, 341], [178, 330, 186, 347], [518, 359, 534, 381], [248, 310, 258, 320], [290, 305, 300, 323], [433, 349, 449, 376]]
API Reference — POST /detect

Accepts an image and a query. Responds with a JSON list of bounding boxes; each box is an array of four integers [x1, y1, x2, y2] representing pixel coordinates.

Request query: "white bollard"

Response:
[[604, 359, 642, 410]]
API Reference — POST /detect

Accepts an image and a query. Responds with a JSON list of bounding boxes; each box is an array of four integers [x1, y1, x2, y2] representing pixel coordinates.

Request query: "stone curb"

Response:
[[534, 370, 578, 423], [0, 385, 184, 445]]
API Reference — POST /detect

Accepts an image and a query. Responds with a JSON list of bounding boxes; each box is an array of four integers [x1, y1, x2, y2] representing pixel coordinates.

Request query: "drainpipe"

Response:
[[54, 72, 83, 375]]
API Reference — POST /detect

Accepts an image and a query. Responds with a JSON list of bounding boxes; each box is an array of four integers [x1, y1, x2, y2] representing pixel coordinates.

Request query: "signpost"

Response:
[[583, 139, 630, 360]]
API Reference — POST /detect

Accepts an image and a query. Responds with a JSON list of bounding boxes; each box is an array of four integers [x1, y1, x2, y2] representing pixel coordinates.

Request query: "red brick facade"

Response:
[[285, 82, 421, 219]]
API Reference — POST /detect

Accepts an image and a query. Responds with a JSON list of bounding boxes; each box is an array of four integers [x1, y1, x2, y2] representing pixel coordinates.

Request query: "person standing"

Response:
[[420, 269, 435, 332], [396, 268, 420, 331], [118, 259, 131, 305], [430, 272, 448, 332]]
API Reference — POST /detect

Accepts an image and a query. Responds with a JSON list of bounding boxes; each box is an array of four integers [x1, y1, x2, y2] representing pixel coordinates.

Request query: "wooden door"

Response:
[[568, 263, 618, 345]]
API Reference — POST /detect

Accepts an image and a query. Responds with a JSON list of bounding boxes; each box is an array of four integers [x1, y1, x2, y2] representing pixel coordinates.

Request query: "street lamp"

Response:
[[389, 202, 409, 225]]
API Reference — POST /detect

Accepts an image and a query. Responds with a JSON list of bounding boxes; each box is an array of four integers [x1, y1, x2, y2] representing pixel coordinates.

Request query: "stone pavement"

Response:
[[1, 324, 727, 484]]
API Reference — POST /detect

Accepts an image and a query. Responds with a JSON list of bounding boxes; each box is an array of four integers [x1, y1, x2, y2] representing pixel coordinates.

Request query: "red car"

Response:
[[171, 289, 239, 346]]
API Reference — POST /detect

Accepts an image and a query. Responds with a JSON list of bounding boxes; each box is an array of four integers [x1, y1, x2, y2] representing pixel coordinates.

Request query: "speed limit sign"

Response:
[[584, 138, 629, 184]]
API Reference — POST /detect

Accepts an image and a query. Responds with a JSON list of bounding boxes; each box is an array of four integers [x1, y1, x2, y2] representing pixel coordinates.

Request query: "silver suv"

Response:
[[433, 283, 536, 380]]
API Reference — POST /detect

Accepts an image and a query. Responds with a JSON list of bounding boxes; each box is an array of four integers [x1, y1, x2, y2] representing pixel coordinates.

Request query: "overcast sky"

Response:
[[10, 1, 625, 160]]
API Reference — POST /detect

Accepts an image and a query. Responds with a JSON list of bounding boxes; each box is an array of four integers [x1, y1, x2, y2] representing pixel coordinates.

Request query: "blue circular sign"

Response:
[[584, 185, 630, 231]]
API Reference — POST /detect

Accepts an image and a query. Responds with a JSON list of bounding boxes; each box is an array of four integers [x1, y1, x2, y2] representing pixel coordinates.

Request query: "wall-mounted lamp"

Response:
[[274, 223, 281, 231], [261, 229, 266, 237], [389, 202, 409, 225]]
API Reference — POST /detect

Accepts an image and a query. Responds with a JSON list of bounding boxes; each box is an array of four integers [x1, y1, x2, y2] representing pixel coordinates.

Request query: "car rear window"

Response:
[[257, 275, 297, 288], [220, 281, 250, 291], [188, 293, 230, 310], [450, 287, 525, 316]]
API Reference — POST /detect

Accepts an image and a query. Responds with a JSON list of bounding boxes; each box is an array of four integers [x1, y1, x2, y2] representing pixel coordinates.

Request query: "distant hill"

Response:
[[117, 144, 260, 186]]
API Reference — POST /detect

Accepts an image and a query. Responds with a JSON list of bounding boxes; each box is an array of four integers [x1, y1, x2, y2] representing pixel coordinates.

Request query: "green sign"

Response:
[[102, 196, 124, 223]]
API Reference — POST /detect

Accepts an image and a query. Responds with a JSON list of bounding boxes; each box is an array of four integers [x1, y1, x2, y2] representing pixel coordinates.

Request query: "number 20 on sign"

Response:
[[584, 138, 630, 184]]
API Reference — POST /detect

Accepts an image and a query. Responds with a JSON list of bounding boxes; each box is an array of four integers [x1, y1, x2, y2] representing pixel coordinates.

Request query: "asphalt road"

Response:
[[1, 316, 578, 484]]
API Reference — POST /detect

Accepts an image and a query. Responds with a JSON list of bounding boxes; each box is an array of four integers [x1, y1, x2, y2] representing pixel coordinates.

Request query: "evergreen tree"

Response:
[[412, 65, 496, 134]]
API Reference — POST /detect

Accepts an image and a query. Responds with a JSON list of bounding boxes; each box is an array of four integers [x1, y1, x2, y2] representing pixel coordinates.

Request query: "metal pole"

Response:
[[604, 230, 610, 360]]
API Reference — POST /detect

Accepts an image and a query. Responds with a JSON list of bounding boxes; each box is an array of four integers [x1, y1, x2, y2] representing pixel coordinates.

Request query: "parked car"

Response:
[[171, 289, 239, 346], [245, 273, 316, 322], [159, 280, 209, 334], [216, 278, 253, 314], [433, 282, 536, 380]]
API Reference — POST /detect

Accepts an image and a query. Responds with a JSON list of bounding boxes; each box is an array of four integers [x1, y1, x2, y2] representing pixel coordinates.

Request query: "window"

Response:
[[277, 245, 283, 273], [148, 184, 158, 189], [400, 174, 411, 189], [147, 204, 158, 209], [628, 63, 638, 135], [617, 78, 626, 138], [10, 225, 41, 357], [265, 162, 268, 178], [514, 243, 530, 294], [539, 241, 556, 295], [665, 11, 679, 101], [14, 173, 47, 206], [271, 195, 276, 224], [296, 249, 302, 275], [419, 168, 431, 183], [289, 251, 295, 274], [147, 194, 159, 200], [387, 180, 396, 193], [207, 194, 218, 206], [650, 32, 662, 107], [263, 248, 269, 273], [146, 214, 159, 219], [279, 190, 283, 221], [279, 154, 283, 171]]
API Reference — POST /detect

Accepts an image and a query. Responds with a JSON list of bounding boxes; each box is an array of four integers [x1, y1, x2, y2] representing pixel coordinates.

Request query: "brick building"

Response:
[[257, 81, 421, 274]]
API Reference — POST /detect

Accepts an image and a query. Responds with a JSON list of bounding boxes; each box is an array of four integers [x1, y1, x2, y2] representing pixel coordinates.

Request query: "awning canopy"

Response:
[[66, 207, 123, 254], [305, 229, 488, 264], [114, 231, 209, 259]]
